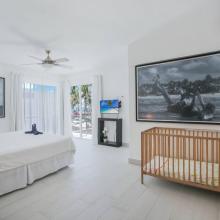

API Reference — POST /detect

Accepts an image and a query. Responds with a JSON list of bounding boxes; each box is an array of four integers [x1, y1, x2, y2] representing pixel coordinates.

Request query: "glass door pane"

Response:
[[81, 84, 92, 139], [70, 85, 81, 138], [70, 84, 92, 139]]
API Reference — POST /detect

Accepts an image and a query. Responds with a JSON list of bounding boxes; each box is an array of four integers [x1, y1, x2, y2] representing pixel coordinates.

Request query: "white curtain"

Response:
[[92, 75, 103, 144], [60, 80, 72, 136], [9, 73, 23, 131], [23, 83, 58, 134]]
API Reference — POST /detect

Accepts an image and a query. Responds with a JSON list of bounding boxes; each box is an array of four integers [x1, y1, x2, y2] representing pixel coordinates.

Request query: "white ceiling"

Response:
[[0, 0, 210, 74]]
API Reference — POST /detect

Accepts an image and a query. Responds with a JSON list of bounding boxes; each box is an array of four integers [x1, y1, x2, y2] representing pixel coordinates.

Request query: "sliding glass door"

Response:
[[70, 84, 92, 139]]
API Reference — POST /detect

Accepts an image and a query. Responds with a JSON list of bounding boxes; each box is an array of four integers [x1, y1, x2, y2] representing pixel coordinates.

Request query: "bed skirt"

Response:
[[0, 151, 74, 196], [27, 151, 74, 184], [0, 163, 27, 196]]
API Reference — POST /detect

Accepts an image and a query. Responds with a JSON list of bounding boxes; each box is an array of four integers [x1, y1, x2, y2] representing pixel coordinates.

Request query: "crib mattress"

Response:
[[144, 156, 219, 187]]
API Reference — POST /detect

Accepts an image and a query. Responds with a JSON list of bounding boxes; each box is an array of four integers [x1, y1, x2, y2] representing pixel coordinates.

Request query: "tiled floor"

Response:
[[0, 139, 220, 220]]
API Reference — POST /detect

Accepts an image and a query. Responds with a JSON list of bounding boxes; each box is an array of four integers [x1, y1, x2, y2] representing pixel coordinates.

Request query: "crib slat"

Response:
[[180, 130, 183, 160], [141, 132, 144, 183], [147, 133, 150, 173], [200, 138, 202, 184], [212, 133, 214, 186], [158, 133, 161, 176], [180, 130, 182, 180], [188, 130, 191, 181], [197, 131, 199, 161], [165, 130, 167, 176], [173, 134, 175, 178], [153, 132, 156, 174], [150, 132, 152, 173], [218, 139, 220, 187], [193, 131, 196, 183], [183, 130, 186, 181], [145, 133, 147, 173], [177, 132, 180, 180], [216, 132, 219, 164], [202, 131, 205, 162], [145, 133, 148, 173], [206, 132, 208, 185], [211, 133, 215, 186], [150, 132, 154, 173], [153, 131, 155, 171], [155, 133, 157, 175], [163, 131, 165, 176], [149, 133, 152, 174], [151, 133, 153, 173], [168, 129, 170, 177], [217, 132, 220, 187]]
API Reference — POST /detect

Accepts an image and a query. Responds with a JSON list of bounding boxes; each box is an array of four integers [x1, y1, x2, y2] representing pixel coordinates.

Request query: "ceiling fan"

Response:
[[25, 50, 72, 69]]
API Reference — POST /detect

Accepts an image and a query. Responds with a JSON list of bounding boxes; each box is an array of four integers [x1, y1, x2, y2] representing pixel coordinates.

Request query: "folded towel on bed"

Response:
[[25, 124, 43, 135]]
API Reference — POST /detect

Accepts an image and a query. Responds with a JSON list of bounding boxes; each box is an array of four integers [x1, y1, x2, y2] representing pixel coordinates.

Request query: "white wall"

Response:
[[98, 54, 129, 144], [128, 1, 220, 160]]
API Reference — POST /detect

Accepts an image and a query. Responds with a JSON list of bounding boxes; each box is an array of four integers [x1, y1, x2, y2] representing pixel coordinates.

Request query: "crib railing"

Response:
[[141, 127, 220, 192]]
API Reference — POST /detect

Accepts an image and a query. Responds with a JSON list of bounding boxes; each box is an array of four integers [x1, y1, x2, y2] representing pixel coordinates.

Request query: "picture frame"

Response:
[[135, 51, 220, 124], [0, 77, 5, 118]]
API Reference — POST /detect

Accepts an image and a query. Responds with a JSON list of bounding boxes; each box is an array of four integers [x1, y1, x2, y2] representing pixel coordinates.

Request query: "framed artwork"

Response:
[[0, 77, 5, 118], [136, 51, 220, 124]]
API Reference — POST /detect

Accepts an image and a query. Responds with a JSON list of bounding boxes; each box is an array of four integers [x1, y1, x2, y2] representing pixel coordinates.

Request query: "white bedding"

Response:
[[0, 132, 75, 195], [0, 132, 75, 164]]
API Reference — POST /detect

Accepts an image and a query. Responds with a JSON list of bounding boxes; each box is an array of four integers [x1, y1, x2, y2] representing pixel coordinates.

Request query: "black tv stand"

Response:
[[98, 118, 122, 147]]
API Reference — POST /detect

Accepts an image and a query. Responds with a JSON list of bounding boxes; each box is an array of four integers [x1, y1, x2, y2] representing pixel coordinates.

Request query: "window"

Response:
[[23, 83, 58, 134]]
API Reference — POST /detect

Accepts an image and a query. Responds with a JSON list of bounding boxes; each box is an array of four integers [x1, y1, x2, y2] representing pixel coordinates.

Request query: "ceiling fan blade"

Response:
[[21, 63, 42, 66], [0, 40, 27, 46], [54, 64, 72, 69], [54, 58, 69, 63], [29, 56, 43, 61]]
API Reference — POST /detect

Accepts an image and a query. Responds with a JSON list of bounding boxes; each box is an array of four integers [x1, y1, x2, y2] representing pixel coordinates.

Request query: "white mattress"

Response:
[[144, 156, 219, 187], [0, 132, 75, 195], [0, 131, 75, 164]]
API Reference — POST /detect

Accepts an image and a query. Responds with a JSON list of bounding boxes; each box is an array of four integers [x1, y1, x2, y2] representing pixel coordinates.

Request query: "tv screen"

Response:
[[100, 99, 121, 114]]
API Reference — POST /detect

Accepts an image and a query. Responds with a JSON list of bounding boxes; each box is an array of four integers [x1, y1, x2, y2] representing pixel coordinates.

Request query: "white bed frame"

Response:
[[0, 132, 75, 196], [0, 151, 74, 196]]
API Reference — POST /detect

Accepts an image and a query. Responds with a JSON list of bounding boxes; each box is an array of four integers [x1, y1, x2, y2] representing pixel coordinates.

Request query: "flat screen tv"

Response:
[[100, 99, 121, 114]]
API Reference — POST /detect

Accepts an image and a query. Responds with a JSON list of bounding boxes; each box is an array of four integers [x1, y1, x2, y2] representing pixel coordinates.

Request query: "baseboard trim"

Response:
[[128, 158, 141, 166]]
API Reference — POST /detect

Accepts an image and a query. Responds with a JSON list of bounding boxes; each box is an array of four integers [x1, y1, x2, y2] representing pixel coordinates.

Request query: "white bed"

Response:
[[0, 132, 75, 196]]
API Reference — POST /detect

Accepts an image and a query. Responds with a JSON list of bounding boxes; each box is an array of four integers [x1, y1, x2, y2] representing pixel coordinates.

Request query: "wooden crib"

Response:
[[141, 127, 220, 192]]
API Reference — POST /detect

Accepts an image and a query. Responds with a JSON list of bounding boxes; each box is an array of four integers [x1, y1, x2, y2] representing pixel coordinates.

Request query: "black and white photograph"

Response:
[[0, 77, 5, 118], [136, 51, 220, 123]]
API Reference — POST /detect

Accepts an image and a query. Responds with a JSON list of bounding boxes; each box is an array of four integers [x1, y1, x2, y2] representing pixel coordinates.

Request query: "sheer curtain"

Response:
[[60, 80, 72, 136], [92, 75, 103, 144], [9, 73, 23, 131], [23, 82, 58, 134]]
